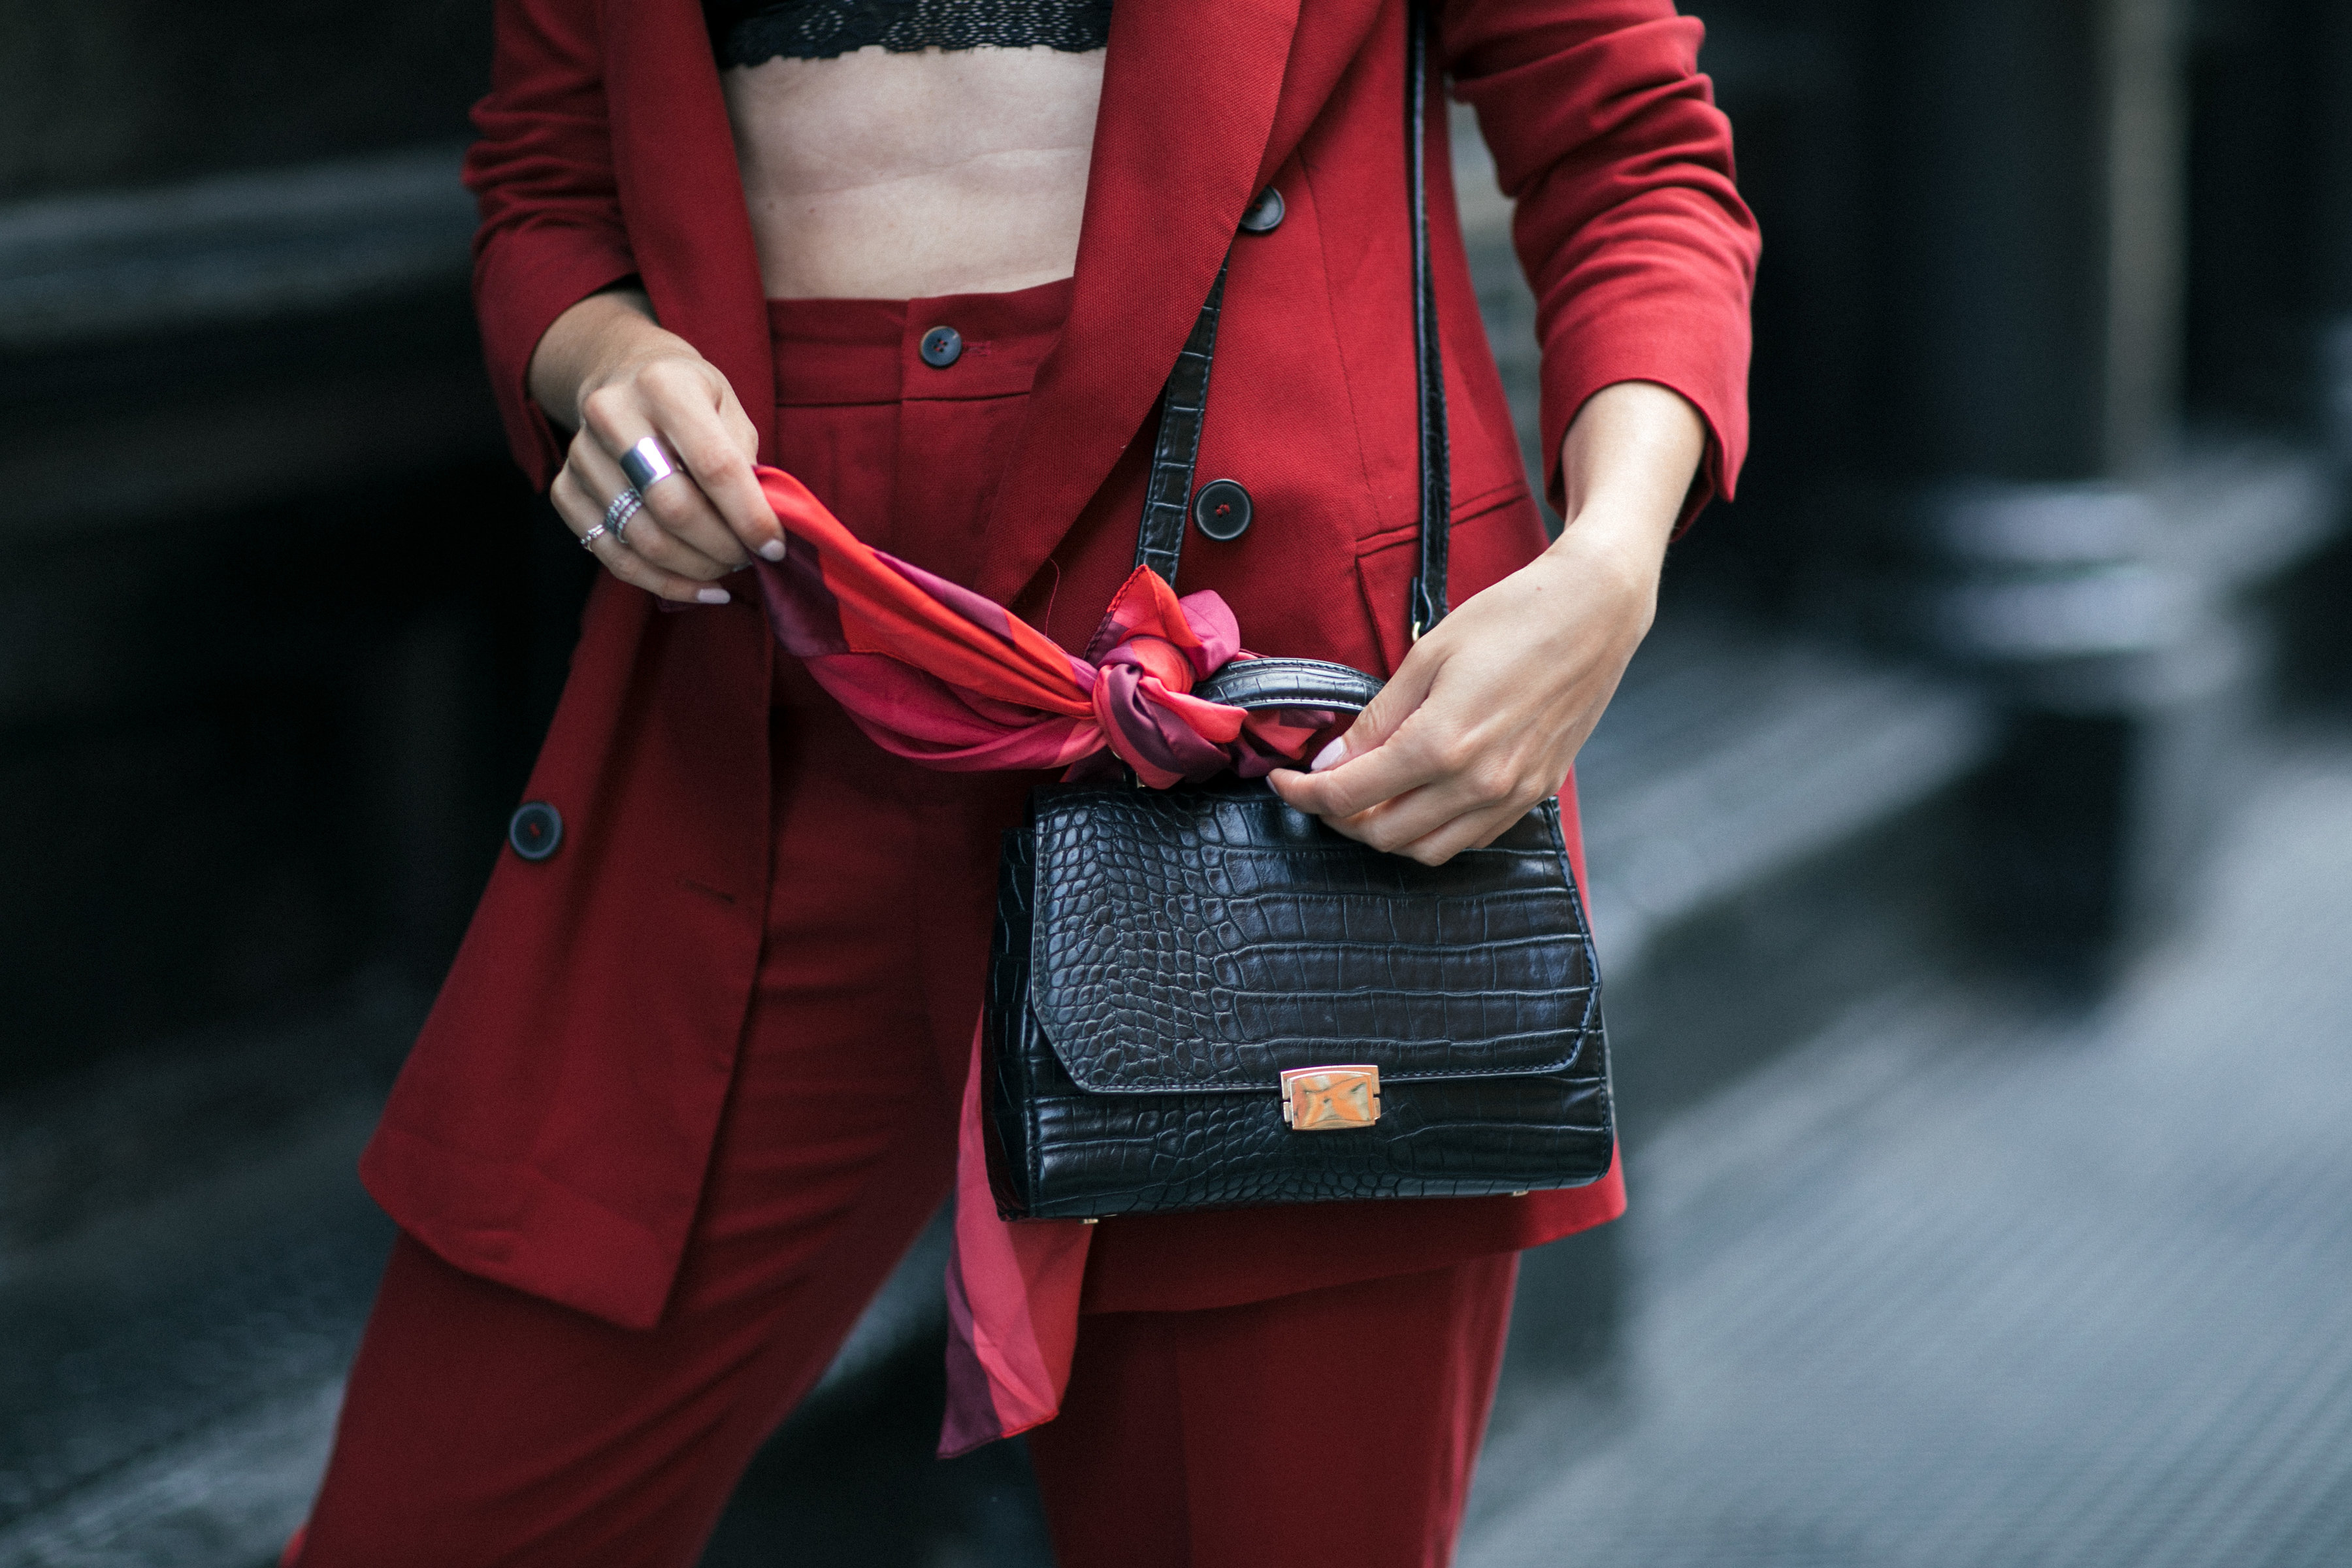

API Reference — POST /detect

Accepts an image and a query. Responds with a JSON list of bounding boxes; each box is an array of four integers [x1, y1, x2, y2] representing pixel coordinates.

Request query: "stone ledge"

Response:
[[1578, 611, 1994, 974], [0, 357, 501, 543], [0, 147, 473, 353]]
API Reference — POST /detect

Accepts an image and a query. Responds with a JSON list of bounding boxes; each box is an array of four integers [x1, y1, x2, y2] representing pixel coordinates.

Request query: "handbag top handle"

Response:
[[1131, 0, 1450, 637]]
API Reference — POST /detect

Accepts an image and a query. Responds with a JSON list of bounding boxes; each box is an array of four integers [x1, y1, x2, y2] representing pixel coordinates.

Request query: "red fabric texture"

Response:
[[301, 303, 1521, 1560], [371, 0, 1748, 1337], [1029, 1254, 1519, 1568], [752, 463, 1303, 786], [293, 1243, 1515, 1568], [745, 425, 1455, 1452], [1442, 0, 1757, 519], [300, 676, 1000, 1565]]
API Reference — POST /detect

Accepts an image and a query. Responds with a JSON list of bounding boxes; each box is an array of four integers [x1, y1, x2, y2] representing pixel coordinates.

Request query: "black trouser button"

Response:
[[1192, 479, 1253, 542], [508, 801, 564, 861], [919, 325, 964, 367]]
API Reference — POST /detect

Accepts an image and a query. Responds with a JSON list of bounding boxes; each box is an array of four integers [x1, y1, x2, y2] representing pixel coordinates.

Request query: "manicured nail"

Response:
[[696, 587, 731, 605], [1310, 737, 1348, 772], [758, 538, 787, 562]]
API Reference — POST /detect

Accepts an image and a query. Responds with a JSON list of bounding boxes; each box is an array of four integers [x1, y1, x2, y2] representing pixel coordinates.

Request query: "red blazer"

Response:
[[362, 0, 1757, 1331]]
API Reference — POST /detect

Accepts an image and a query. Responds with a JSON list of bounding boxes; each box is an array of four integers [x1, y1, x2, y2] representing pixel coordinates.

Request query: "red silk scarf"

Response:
[[749, 466, 1319, 1453]]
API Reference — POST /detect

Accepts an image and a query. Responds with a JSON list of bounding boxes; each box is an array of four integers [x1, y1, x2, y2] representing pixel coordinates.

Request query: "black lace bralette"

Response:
[[706, 0, 1112, 67]]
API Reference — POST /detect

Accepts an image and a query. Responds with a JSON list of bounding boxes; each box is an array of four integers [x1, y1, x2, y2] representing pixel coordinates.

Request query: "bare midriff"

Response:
[[722, 46, 1105, 301]]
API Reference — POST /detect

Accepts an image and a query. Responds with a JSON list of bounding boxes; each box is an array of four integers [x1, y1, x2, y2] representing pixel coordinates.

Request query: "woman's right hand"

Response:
[[529, 286, 788, 605]]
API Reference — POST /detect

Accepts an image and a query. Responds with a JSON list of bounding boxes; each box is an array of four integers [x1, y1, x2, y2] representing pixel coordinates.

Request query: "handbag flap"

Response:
[[1026, 779, 1602, 1095]]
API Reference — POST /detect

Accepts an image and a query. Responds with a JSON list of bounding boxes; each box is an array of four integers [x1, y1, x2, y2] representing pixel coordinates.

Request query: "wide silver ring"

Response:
[[619, 436, 678, 493], [579, 521, 608, 551], [603, 488, 645, 539]]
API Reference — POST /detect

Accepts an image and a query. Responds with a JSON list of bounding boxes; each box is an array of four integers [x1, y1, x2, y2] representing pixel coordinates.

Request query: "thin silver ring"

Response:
[[603, 488, 645, 539], [579, 521, 608, 551], [619, 436, 678, 493]]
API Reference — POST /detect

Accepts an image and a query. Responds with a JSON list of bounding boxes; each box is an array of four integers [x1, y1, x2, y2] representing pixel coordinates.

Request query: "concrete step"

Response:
[[1462, 734, 2352, 1568], [0, 985, 412, 1568]]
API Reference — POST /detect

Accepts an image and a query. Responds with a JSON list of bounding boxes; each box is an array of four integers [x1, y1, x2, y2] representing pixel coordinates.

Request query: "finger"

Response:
[[642, 367, 786, 563], [1310, 630, 1445, 770], [551, 466, 732, 606], [1322, 774, 1484, 855], [1277, 643, 1446, 814], [627, 440, 752, 570], [1271, 713, 1453, 821], [1305, 776, 1538, 865], [587, 527, 733, 604], [575, 383, 742, 572], [1277, 775, 1452, 857], [568, 435, 736, 581], [610, 376, 760, 568], [1372, 749, 1567, 853], [1277, 717, 1552, 851], [1389, 796, 1534, 867]]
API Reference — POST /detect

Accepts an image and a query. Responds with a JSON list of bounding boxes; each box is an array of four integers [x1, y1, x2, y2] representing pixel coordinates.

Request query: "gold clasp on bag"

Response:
[[1279, 1066, 1381, 1131]]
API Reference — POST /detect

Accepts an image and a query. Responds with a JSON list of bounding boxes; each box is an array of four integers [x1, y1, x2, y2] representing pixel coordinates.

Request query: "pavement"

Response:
[[0, 1002, 402, 1568], [1461, 731, 2352, 1568]]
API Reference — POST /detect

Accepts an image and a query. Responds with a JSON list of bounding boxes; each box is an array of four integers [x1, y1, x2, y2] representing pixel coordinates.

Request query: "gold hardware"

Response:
[[1511, 1190, 1529, 1198], [1081, 1218, 1099, 1226], [1280, 1066, 1381, 1130]]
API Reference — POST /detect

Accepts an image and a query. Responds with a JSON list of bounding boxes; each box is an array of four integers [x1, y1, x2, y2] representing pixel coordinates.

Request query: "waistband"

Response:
[[767, 275, 1075, 407]]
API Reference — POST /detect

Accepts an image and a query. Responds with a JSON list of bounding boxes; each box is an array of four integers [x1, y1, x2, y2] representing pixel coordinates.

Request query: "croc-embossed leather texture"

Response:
[[981, 3, 1615, 1220], [983, 781, 1614, 1218]]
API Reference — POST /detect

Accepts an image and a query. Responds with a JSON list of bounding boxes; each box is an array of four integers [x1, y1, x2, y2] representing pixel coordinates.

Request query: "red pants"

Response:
[[297, 281, 1520, 1567]]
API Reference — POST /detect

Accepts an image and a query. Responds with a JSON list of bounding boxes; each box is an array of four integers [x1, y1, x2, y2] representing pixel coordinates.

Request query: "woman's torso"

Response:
[[711, 0, 1109, 299]]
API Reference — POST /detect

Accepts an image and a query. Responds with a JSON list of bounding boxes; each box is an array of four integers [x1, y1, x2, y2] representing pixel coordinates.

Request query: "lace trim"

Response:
[[711, 0, 1113, 65]]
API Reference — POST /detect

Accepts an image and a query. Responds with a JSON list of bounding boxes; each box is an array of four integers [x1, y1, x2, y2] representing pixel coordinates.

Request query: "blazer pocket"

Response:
[[1351, 483, 1546, 675]]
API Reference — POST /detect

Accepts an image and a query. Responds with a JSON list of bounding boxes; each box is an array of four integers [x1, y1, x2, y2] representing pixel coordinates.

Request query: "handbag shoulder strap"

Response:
[[1131, 262, 1228, 585], [1132, 0, 1448, 636], [1403, 0, 1449, 635]]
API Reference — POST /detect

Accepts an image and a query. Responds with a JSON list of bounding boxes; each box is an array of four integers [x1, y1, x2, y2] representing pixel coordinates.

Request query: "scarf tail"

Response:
[[939, 1022, 1094, 1457]]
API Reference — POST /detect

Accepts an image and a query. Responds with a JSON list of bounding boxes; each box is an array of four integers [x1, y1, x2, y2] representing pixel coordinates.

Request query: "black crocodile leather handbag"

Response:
[[980, 8, 1615, 1220]]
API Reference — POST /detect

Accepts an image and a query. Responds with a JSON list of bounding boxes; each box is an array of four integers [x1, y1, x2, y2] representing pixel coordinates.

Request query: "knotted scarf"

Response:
[[749, 466, 1318, 1454]]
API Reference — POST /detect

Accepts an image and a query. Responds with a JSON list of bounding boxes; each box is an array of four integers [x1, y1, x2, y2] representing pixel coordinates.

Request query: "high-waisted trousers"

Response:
[[293, 279, 1520, 1568]]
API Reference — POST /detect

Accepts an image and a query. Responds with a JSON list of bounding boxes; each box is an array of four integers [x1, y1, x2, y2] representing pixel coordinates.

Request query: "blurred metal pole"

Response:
[[2310, 0, 2352, 337], [1874, 0, 2103, 482], [2295, 0, 2352, 704], [1872, 0, 2178, 481], [2099, 0, 2185, 476], [1857, 0, 2335, 977]]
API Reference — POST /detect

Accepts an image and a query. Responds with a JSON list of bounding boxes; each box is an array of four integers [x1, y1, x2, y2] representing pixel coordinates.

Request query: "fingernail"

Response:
[[696, 587, 731, 605], [1310, 737, 1348, 773], [758, 538, 787, 562]]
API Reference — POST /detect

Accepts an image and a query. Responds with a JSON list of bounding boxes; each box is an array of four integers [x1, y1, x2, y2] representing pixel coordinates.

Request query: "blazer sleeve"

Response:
[[1438, 0, 1759, 523], [464, 0, 644, 487]]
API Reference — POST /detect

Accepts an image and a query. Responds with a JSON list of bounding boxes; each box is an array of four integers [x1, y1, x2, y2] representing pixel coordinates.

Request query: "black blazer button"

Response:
[[919, 325, 964, 367], [508, 801, 564, 861], [1192, 478, 1253, 542], [1239, 188, 1285, 234]]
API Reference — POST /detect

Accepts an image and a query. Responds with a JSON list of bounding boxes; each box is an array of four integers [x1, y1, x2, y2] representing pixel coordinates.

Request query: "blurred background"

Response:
[[3, 1, 2351, 1563]]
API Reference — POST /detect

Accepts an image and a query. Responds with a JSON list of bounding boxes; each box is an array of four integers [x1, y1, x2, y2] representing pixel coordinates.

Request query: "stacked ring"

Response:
[[604, 488, 645, 539], [620, 436, 678, 492], [579, 521, 608, 551]]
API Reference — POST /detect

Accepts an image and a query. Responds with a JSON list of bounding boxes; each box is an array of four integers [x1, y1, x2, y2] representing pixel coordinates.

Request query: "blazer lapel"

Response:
[[596, 0, 1354, 602], [603, 0, 779, 461], [973, 0, 1307, 608]]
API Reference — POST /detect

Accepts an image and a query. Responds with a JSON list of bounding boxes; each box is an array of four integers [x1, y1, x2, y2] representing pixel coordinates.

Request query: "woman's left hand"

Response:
[[1267, 380, 1706, 866]]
